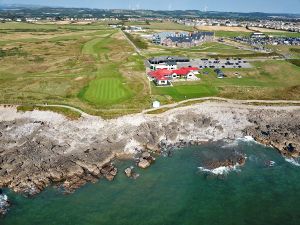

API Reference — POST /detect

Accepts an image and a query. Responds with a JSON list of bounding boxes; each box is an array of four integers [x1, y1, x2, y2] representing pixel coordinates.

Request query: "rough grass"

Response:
[[287, 59, 300, 67], [290, 48, 300, 53], [144, 41, 255, 58], [124, 32, 148, 49], [0, 24, 150, 118], [0, 47, 28, 57], [131, 21, 195, 32]]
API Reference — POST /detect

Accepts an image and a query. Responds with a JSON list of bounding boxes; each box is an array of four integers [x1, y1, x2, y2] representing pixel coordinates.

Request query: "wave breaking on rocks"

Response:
[[0, 102, 299, 195], [0, 192, 10, 216]]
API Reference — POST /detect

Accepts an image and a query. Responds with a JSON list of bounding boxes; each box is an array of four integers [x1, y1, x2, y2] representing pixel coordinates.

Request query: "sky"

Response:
[[0, 0, 300, 14]]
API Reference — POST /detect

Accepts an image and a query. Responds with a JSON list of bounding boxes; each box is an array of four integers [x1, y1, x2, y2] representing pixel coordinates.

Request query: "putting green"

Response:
[[82, 78, 131, 105]]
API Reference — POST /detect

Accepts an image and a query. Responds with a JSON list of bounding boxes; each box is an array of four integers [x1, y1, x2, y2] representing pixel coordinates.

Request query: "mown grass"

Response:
[[152, 60, 300, 103], [152, 83, 219, 101], [17, 105, 82, 120], [79, 72, 132, 105]]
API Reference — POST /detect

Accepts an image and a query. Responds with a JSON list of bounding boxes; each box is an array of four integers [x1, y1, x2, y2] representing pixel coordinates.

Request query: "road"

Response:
[[121, 29, 143, 56]]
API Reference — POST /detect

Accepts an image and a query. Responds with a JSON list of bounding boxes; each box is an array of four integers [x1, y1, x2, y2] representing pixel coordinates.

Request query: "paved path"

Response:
[[121, 30, 143, 56], [27, 97, 300, 118], [142, 97, 300, 113], [35, 104, 91, 118]]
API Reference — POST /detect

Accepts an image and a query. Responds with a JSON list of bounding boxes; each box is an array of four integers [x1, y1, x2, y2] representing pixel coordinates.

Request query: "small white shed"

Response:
[[152, 101, 161, 108]]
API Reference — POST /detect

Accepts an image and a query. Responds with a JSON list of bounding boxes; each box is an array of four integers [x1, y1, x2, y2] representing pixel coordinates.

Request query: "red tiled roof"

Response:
[[148, 69, 173, 77], [172, 67, 199, 75], [149, 67, 199, 79], [156, 75, 168, 81]]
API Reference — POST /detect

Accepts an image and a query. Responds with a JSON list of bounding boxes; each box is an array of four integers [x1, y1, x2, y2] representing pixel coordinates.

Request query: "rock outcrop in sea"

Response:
[[0, 102, 299, 195]]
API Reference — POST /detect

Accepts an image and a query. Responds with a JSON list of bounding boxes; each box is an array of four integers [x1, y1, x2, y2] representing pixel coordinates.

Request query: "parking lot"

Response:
[[177, 58, 252, 69]]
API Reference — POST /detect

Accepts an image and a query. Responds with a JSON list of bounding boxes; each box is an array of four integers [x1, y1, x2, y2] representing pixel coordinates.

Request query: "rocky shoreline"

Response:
[[0, 102, 299, 196]]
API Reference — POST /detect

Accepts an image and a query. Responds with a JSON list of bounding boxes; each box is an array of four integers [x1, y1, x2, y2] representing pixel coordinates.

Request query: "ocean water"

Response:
[[2, 139, 300, 225]]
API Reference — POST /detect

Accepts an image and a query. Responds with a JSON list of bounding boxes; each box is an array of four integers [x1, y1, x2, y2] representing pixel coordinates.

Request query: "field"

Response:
[[0, 22, 151, 117], [0, 21, 300, 118], [267, 45, 300, 58], [143, 42, 255, 58], [196, 25, 251, 32], [125, 21, 195, 32]]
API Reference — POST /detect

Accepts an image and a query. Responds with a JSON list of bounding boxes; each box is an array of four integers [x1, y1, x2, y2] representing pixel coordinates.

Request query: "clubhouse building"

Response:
[[148, 67, 200, 86], [152, 31, 215, 48]]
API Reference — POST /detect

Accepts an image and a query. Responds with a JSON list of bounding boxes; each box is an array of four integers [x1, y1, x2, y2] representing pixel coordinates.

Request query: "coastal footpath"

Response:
[[0, 101, 299, 195]]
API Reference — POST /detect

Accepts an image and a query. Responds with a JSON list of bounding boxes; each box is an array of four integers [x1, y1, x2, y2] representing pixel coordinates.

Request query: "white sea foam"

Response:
[[237, 136, 255, 142], [222, 136, 256, 148], [0, 194, 8, 208], [198, 163, 241, 175], [242, 136, 255, 141], [285, 158, 300, 167]]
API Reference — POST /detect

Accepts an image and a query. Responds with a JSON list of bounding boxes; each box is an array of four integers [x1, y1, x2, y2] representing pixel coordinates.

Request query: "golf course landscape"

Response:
[[0, 21, 300, 117]]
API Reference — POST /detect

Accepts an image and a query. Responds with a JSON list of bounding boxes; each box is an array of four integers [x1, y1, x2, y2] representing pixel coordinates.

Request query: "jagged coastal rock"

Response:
[[124, 168, 133, 177], [138, 159, 151, 169], [137, 152, 156, 169], [0, 102, 299, 195], [244, 110, 300, 157]]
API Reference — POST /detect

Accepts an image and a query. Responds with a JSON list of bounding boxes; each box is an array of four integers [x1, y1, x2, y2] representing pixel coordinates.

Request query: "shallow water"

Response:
[[2, 140, 300, 225]]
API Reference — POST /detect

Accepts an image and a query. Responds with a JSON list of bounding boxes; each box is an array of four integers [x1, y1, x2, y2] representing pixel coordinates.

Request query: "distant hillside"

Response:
[[0, 5, 299, 20]]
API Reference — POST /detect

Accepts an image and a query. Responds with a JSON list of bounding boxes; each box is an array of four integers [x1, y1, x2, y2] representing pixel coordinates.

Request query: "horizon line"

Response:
[[1, 3, 300, 15]]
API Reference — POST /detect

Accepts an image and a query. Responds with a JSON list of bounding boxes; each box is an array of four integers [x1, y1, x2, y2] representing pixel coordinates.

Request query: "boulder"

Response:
[[142, 152, 151, 158], [49, 169, 64, 182], [132, 173, 140, 179], [146, 143, 160, 152], [110, 167, 118, 176], [101, 164, 118, 181], [105, 174, 115, 181], [138, 159, 150, 169], [124, 168, 132, 177]]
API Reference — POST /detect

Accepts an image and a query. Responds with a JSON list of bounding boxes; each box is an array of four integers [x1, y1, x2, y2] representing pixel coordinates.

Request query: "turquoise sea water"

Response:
[[1, 139, 300, 225]]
